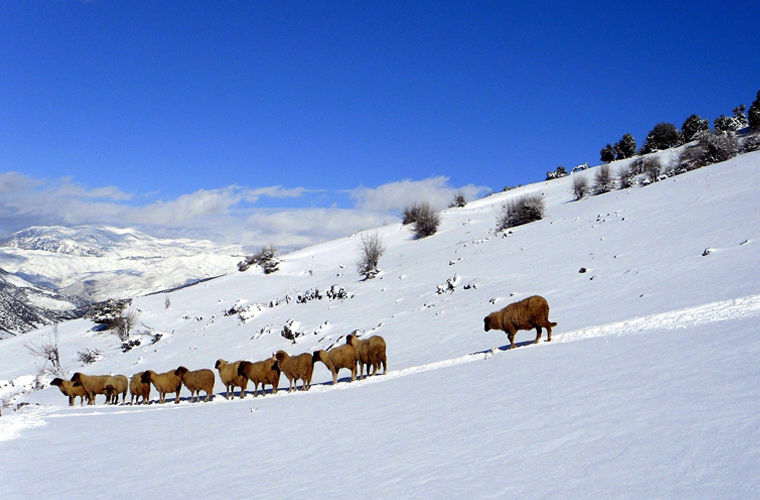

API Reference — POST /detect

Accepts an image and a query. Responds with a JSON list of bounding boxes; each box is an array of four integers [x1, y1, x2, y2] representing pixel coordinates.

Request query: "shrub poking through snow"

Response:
[[617, 164, 637, 189], [238, 245, 280, 274], [357, 232, 386, 280], [449, 193, 467, 208], [77, 348, 102, 365], [497, 194, 544, 231], [700, 132, 738, 164], [407, 202, 440, 238], [593, 165, 614, 194], [641, 157, 662, 184], [572, 175, 589, 200]]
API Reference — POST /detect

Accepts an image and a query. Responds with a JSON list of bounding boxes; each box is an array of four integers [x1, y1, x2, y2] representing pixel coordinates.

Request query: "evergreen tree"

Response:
[[714, 114, 736, 135], [733, 104, 748, 129], [614, 133, 637, 159], [643, 123, 682, 153], [749, 90, 760, 131], [600, 144, 615, 163], [681, 114, 709, 142]]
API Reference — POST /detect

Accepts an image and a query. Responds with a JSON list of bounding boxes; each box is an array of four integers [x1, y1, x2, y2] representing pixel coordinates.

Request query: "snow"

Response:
[[1, 150, 760, 497]]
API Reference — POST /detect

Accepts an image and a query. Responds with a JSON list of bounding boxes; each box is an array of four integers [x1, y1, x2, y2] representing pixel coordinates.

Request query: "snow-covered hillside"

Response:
[[0, 226, 246, 301], [1, 150, 759, 498]]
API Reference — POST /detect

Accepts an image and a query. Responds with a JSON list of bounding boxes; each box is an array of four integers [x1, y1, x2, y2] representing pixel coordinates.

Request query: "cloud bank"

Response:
[[0, 171, 490, 248]]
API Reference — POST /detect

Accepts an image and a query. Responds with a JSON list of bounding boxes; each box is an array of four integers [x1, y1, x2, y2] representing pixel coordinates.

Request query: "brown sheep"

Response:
[[71, 372, 112, 405], [312, 344, 357, 385], [141, 369, 183, 404], [274, 350, 314, 392], [175, 366, 215, 402], [214, 359, 249, 399], [103, 374, 128, 404], [129, 372, 151, 405], [238, 357, 280, 397], [483, 295, 557, 350], [346, 333, 387, 378], [51, 377, 88, 406]]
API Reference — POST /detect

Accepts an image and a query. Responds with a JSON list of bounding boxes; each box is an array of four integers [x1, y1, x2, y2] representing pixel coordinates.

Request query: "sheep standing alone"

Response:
[[238, 357, 280, 397], [71, 373, 113, 405], [141, 369, 183, 404], [312, 344, 357, 385], [483, 295, 557, 349], [51, 378, 88, 406], [129, 372, 151, 405], [346, 333, 387, 378], [274, 350, 314, 392], [175, 366, 215, 402], [103, 374, 128, 404], [214, 359, 249, 399]]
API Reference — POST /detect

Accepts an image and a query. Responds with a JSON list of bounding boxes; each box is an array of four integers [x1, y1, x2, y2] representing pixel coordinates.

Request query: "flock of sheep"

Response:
[[50, 332, 388, 406], [50, 294, 556, 407]]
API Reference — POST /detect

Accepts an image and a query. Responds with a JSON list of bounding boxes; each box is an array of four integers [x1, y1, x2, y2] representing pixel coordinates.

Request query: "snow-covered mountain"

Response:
[[0, 226, 246, 302], [1, 148, 759, 497], [0, 269, 87, 337]]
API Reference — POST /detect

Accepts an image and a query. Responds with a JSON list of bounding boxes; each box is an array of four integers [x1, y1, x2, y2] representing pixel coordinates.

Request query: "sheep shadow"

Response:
[[470, 340, 535, 356]]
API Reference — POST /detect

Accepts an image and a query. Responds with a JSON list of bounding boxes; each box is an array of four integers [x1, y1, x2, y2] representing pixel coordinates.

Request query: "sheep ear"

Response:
[[214, 360, 221, 369]]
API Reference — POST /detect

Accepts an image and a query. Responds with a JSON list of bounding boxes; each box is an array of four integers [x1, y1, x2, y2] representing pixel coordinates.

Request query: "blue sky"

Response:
[[1, 1, 759, 247]]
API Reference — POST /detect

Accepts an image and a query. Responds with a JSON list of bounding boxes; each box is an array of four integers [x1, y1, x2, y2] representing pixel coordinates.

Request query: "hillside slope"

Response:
[[1, 150, 759, 497]]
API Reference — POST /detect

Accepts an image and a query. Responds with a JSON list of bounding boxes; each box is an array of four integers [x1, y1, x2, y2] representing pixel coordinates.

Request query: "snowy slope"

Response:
[[1, 150, 759, 498], [0, 226, 245, 301]]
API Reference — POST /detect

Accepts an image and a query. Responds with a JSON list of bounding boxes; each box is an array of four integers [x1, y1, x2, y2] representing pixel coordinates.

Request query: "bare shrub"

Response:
[[641, 157, 662, 184], [448, 193, 467, 208], [497, 194, 544, 231], [25, 326, 63, 377], [403, 202, 440, 238], [617, 164, 637, 189], [741, 133, 760, 153], [571, 175, 589, 200], [676, 144, 707, 172], [701, 133, 738, 164], [592, 165, 614, 194], [238, 245, 280, 274], [357, 233, 386, 280], [77, 348, 102, 365]]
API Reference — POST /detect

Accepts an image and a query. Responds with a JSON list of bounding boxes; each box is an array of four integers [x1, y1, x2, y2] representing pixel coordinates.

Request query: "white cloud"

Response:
[[351, 176, 489, 212], [0, 173, 490, 249]]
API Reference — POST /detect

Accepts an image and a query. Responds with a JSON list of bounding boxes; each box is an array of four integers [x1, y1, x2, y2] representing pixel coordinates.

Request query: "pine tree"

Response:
[[749, 90, 760, 131], [643, 123, 682, 153], [614, 133, 637, 159], [600, 144, 615, 163], [682, 114, 709, 142], [733, 104, 748, 129]]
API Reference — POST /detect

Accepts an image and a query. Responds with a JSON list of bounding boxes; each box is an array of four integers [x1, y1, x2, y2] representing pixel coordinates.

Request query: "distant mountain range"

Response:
[[0, 225, 248, 335]]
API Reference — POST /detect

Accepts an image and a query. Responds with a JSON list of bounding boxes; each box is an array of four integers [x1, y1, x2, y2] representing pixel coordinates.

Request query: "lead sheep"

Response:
[[312, 343, 357, 385], [346, 333, 387, 378], [175, 366, 215, 402], [71, 372, 113, 405], [483, 295, 557, 349], [274, 350, 314, 392], [215, 359, 249, 399], [51, 377, 88, 406], [238, 357, 280, 397], [103, 374, 128, 404], [141, 369, 183, 404], [129, 372, 151, 405]]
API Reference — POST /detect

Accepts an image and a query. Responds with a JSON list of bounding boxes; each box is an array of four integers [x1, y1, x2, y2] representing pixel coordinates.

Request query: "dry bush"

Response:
[[357, 233, 386, 280], [592, 165, 615, 194], [571, 175, 589, 200], [497, 194, 544, 231]]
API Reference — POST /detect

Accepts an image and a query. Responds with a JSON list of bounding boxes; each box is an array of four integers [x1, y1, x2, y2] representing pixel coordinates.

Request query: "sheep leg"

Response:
[[534, 326, 542, 344], [507, 328, 516, 349], [546, 324, 552, 342]]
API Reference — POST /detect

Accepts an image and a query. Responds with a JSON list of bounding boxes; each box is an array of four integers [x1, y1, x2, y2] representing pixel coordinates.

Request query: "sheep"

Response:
[[274, 350, 314, 392], [50, 377, 88, 406], [103, 374, 128, 404], [483, 295, 557, 350], [129, 372, 151, 405], [346, 333, 387, 378], [312, 343, 357, 385], [71, 372, 113, 405], [214, 359, 249, 399], [141, 369, 183, 404], [238, 357, 280, 397], [175, 366, 215, 402]]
